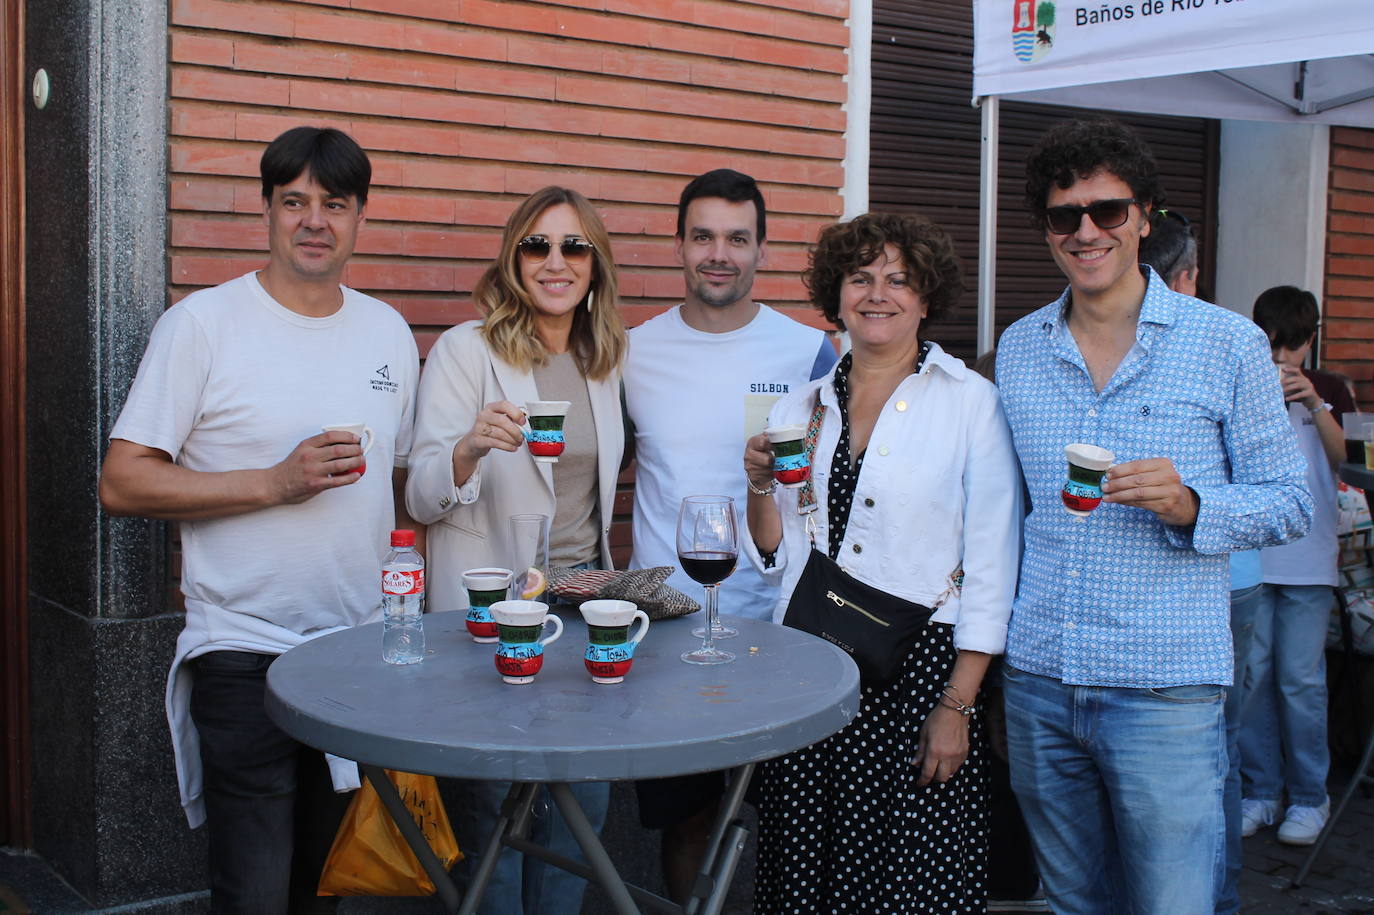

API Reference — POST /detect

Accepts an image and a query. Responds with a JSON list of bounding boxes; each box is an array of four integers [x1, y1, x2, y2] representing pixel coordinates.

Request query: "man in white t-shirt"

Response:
[[100, 127, 420, 913], [624, 168, 836, 902]]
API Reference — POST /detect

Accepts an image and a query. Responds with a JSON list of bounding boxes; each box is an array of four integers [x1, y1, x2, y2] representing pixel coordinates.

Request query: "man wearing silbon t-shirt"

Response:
[[99, 127, 421, 912], [624, 168, 837, 902]]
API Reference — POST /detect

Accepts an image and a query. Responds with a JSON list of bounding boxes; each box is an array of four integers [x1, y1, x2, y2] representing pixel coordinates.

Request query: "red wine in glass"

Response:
[[679, 550, 737, 586]]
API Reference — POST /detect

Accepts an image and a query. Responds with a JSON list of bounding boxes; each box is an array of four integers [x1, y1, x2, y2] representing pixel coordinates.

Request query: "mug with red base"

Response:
[[462, 568, 513, 643], [1061, 443, 1115, 516], [490, 600, 563, 684], [523, 401, 572, 463], [579, 599, 650, 684], [765, 424, 810, 488], [322, 423, 374, 477]]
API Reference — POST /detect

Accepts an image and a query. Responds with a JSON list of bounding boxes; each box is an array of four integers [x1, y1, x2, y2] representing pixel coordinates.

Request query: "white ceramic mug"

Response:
[[490, 600, 563, 684], [322, 423, 375, 454], [580, 600, 650, 684]]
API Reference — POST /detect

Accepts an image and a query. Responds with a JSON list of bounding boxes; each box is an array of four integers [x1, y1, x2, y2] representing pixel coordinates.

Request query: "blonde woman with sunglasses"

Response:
[[406, 186, 626, 915]]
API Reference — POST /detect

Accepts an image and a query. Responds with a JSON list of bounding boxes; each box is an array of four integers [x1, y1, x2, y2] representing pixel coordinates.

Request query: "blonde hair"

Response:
[[475, 187, 626, 381]]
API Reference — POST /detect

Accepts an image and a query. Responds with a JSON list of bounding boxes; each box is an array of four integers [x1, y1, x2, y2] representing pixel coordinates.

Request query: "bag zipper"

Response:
[[825, 590, 890, 626]]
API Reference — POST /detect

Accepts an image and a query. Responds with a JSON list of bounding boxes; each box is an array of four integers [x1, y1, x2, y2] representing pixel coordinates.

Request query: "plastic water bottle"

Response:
[[381, 529, 425, 664]]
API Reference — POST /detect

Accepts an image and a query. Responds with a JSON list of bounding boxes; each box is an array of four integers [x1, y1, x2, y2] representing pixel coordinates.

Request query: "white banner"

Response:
[[974, 0, 1374, 105]]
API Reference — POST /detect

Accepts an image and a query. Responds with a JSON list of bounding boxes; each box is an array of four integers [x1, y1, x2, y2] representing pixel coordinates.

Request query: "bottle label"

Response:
[[382, 568, 425, 595]]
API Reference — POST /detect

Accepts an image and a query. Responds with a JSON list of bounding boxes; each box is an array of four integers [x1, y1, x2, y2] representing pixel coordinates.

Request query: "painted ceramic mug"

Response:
[[322, 422, 374, 477], [523, 401, 572, 463], [579, 599, 650, 684], [462, 568, 513, 643], [1061, 443, 1115, 516], [765, 424, 810, 488], [490, 600, 563, 684]]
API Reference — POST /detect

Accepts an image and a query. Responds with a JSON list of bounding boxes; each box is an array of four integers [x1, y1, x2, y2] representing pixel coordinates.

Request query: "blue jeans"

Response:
[[189, 651, 351, 914], [1239, 583, 1333, 807], [450, 779, 610, 915], [1004, 665, 1226, 915], [1217, 583, 1262, 915]]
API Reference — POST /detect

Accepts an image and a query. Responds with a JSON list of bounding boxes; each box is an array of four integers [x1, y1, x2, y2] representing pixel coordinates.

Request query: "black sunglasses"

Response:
[[1043, 197, 1139, 235], [517, 235, 596, 262]]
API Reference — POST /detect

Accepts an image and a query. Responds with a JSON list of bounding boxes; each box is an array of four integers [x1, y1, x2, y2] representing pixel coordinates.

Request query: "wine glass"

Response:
[[677, 495, 738, 665]]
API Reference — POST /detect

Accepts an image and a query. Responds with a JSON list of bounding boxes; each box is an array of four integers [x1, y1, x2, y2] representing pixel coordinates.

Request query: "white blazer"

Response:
[[742, 343, 1022, 654], [407, 321, 623, 613]]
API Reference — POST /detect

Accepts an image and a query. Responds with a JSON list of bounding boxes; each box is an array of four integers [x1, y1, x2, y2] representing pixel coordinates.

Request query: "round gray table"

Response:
[[266, 611, 859, 915]]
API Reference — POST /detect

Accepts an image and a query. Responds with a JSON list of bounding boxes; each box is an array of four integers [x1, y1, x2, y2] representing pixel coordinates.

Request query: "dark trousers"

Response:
[[189, 650, 352, 914]]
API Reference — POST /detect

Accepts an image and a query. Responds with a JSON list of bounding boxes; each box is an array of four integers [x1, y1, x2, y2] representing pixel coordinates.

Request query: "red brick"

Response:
[[415, 329, 441, 359], [1331, 169, 1374, 194], [1334, 128, 1374, 151], [505, 101, 603, 137], [1326, 297, 1374, 319], [171, 254, 265, 286], [347, 49, 455, 90], [452, 61, 556, 101], [506, 35, 604, 72], [403, 159, 506, 193], [596, 207, 674, 237], [552, 137, 647, 172], [452, 197, 524, 228], [643, 20, 727, 57], [288, 79, 409, 117], [171, 214, 266, 250], [170, 140, 261, 178], [768, 187, 844, 218], [400, 228, 500, 260], [556, 74, 648, 109], [234, 183, 268, 213], [392, 295, 482, 326], [462, 132, 562, 165], [400, 91, 507, 127], [364, 191, 456, 225], [349, 0, 449, 19], [1329, 277, 1374, 298], [349, 121, 461, 157], [369, 157, 407, 188], [172, 0, 294, 36], [1322, 319, 1374, 341], [1328, 255, 1374, 278], [345, 261, 455, 291], [169, 176, 238, 212], [689, 58, 848, 104], [601, 47, 691, 84], [170, 103, 237, 139], [233, 111, 354, 143], [171, 32, 236, 68], [172, 67, 291, 106], [732, 34, 846, 73], [293, 8, 406, 50], [1329, 213, 1374, 235], [462, 0, 559, 37], [233, 40, 352, 79], [455, 263, 488, 290], [404, 22, 508, 63], [503, 167, 601, 198], [1324, 341, 1374, 362], [1333, 146, 1374, 171], [644, 84, 838, 129]]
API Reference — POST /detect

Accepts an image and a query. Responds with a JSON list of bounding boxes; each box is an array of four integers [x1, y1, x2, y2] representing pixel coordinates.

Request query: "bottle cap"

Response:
[[390, 529, 416, 547]]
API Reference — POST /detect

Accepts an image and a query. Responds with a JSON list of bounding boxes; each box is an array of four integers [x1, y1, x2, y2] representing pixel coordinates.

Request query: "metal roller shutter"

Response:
[[871, 0, 1219, 360]]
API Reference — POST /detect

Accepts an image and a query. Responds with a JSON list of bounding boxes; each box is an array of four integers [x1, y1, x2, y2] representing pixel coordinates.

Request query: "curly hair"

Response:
[[803, 212, 964, 331], [1024, 118, 1166, 230], [474, 186, 626, 381]]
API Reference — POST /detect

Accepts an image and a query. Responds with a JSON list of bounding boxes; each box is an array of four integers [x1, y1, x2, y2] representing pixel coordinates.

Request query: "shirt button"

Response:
[[1088, 408, 1097, 417], [852, 544, 863, 554], [864, 498, 875, 508], [878, 446, 889, 456], [895, 401, 908, 412]]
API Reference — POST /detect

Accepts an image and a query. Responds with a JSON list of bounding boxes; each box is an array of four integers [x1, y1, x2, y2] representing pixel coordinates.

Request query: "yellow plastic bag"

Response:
[[318, 769, 463, 896]]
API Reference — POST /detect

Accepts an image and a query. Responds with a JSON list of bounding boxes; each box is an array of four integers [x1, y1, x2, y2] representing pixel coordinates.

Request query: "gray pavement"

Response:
[[2, 769, 1372, 913]]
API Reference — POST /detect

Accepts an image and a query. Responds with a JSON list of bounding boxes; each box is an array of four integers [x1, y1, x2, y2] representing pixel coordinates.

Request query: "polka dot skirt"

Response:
[[755, 346, 989, 913], [754, 626, 989, 913]]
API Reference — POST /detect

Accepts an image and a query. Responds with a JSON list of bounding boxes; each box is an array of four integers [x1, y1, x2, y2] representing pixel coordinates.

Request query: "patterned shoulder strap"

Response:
[[796, 396, 825, 516]]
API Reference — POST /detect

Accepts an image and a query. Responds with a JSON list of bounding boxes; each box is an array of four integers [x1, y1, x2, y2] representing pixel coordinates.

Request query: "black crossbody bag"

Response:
[[780, 399, 960, 685]]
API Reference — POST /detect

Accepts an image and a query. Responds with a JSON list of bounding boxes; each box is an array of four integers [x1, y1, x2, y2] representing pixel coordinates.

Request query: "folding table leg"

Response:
[[360, 765, 461, 913], [547, 781, 640, 914], [1293, 722, 1374, 887], [684, 762, 754, 915], [458, 782, 540, 915]]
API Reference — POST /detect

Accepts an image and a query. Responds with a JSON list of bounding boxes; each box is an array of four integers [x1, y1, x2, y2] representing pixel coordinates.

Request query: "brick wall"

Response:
[[1325, 126, 1374, 408], [168, 0, 851, 567]]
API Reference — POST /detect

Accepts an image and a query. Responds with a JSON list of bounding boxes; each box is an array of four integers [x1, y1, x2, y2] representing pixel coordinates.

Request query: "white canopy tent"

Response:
[[971, 0, 1374, 353]]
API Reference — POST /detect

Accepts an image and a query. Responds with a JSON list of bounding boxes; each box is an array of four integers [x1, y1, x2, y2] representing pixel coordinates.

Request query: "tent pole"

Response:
[[977, 95, 1000, 357]]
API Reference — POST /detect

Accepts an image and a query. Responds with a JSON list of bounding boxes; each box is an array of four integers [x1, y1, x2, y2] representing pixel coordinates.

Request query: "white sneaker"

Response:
[[1277, 798, 1330, 846], [1240, 798, 1279, 837]]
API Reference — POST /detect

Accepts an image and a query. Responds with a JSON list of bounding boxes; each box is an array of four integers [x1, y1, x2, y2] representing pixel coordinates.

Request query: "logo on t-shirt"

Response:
[[371, 364, 398, 394], [749, 382, 790, 394]]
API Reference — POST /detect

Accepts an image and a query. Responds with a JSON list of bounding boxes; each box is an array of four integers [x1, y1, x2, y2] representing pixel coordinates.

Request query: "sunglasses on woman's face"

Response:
[[517, 235, 596, 262], [1043, 197, 1139, 235]]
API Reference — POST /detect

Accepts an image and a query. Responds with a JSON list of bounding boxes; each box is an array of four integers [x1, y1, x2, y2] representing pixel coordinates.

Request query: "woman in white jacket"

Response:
[[742, 212, 1021, 914], [406, 186, 626, 915]]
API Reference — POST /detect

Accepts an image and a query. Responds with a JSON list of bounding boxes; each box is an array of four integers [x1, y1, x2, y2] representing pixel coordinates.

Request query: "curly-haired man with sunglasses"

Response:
[[994, 118, 1313, 914]]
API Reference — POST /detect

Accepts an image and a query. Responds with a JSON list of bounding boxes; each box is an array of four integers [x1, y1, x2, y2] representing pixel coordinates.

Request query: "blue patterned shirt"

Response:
[[996, 271, 1312, 687]]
